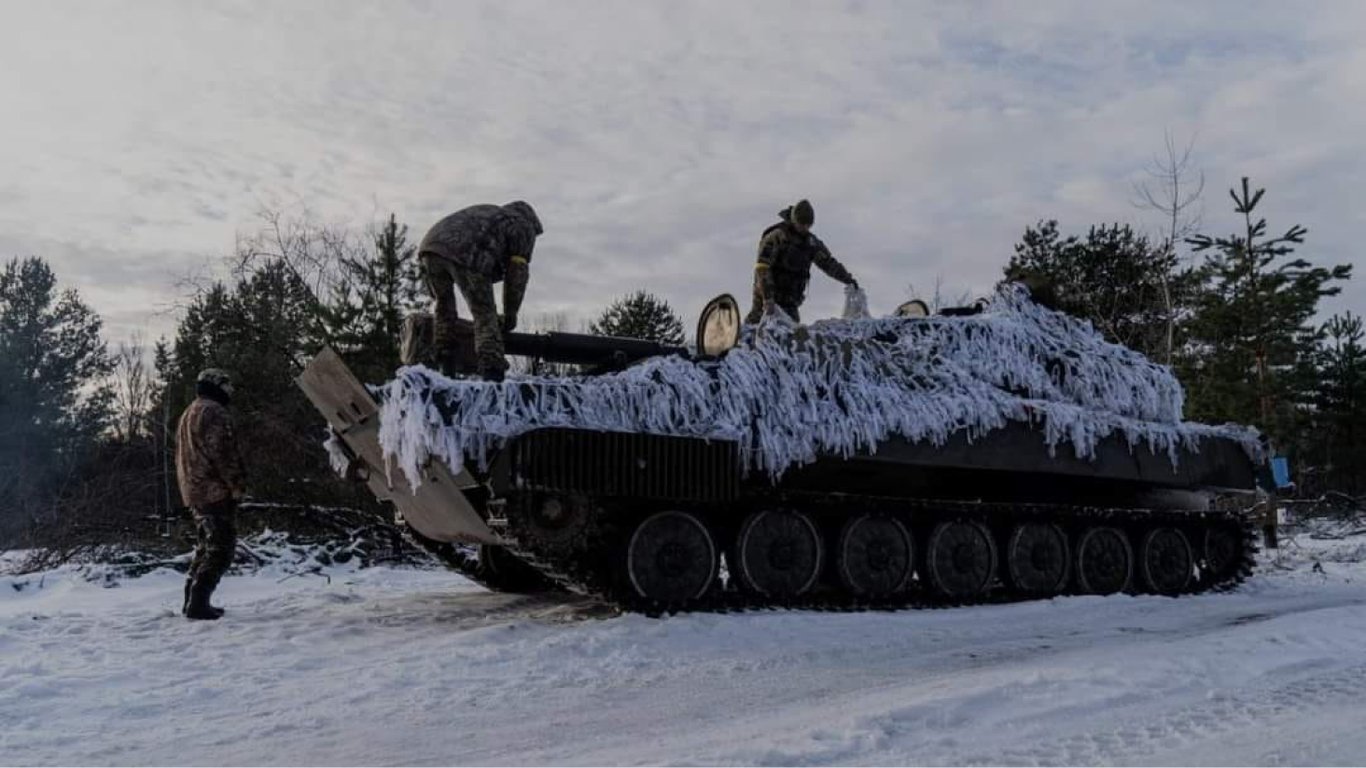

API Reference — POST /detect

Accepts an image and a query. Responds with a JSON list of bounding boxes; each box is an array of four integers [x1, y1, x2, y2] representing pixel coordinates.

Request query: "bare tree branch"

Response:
[[111, 332, 152, 441], [1130, 128, 1206, 364]]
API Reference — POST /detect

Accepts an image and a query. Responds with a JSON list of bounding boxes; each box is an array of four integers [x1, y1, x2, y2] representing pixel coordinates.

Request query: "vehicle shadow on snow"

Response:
[[353, 588, 621, 630]]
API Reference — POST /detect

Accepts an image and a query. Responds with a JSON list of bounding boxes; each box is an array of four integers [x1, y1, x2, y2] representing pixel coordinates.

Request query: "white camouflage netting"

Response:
[[322, 428, 357, 478], [375, 284, 1261, 488]]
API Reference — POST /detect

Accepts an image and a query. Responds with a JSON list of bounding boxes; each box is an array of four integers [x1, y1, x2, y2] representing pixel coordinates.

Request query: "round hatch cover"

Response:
[[895, 299, 931, 318], [696, 293, 741, 357]]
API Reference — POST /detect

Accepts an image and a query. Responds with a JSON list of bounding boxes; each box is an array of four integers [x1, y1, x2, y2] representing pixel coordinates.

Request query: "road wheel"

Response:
[[1075, 526, 1133, 595], [1203, 524, 1243, 582], [1006, 522, 1070, 595], [837, 514, 913, 597], [735, 510, 823, 597], [1140, 527, 1194, 595], [925, 520, 996, 598], [625, 511, 717, 604], [514, 493, 593, 555]]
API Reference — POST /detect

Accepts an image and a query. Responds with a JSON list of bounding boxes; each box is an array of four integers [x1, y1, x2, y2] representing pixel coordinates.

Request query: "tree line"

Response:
[[1005, 177, 1356, 494], [0, 174, 1359, 554]]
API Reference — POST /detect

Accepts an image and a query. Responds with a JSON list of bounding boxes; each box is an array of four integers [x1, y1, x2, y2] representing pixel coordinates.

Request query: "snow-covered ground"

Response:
[[4, 531, 1366, 766]]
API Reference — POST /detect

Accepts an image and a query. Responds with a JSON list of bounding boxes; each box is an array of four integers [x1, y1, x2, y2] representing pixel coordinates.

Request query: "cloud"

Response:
[[0, 0, 1362, 343]]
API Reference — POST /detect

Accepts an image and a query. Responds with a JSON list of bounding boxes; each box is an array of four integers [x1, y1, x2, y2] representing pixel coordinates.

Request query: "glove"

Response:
[[848, 278, 860, 290], [501, 313, 518, 333]]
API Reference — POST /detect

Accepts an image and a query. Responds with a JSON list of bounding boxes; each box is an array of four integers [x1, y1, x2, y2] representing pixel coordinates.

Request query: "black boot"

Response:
[[185, 580, 225, 621], [182, 578, 192, 616]]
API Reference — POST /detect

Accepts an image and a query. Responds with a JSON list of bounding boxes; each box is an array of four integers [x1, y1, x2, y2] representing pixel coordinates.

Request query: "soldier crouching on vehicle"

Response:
[[175, 368, 247, 621], [746, 199, 859, 324], [418, 201, 544, 381]]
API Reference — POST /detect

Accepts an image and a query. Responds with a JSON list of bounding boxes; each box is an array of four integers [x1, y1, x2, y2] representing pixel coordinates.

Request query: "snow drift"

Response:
[[375, 284, 1261, 488]]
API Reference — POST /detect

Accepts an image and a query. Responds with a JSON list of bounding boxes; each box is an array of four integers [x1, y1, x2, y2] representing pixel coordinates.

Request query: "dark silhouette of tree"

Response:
[[1181, 177, 1352, 450], [588, 290, 686, 346], [1306, 312, 1366, 494], [0, 257, 113, 543], [322, 214, 424, 382], [158, 261, 338, 507], [1005, 221, 1198, 360]]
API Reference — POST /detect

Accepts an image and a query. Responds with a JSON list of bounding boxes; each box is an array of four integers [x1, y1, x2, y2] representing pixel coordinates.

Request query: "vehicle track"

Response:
[[483, 496, 1261, 615]]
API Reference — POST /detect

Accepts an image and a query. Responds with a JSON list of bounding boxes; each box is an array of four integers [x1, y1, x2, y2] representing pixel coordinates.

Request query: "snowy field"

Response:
[[4, 532, 1366, 767]]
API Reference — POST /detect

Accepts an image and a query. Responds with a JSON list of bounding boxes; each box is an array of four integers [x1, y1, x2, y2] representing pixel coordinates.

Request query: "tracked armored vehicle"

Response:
[[299, 285, 1267, 612]]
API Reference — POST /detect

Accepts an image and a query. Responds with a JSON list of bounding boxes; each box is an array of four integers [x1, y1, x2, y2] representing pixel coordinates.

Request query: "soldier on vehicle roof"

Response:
[[746, 199, 859, 324], [418, 201, 543, 381]]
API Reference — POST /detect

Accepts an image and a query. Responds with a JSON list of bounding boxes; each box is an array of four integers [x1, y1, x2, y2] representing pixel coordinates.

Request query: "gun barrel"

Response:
[[504, 330, 688, 367]]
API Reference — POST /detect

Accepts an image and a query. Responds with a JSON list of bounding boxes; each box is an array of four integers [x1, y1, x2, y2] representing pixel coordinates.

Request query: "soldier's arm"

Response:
[[755, 233, 778, 304], [496, 217, 535, 331], [205, 408, 248, 498], [813, 241, 856, 286], [501, 256, 530, 331]]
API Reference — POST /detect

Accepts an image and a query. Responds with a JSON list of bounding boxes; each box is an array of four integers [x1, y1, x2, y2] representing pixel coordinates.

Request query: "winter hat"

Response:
[[503, 200, 543, 235], [791, 199, 814, 227], [197, 368, 235, 396]]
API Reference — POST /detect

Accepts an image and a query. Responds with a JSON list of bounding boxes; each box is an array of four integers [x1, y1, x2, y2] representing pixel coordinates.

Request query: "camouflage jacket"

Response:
[[175, 397, 247, 509], [418, 203, 539, 282], [754, 222, 854, 307]]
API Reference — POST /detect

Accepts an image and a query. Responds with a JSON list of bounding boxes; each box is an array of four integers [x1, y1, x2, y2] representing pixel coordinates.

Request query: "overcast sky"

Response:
[[2, 0, 1363, 347]]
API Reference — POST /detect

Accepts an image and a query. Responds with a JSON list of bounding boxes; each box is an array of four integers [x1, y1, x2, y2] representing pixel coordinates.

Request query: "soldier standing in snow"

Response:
[[418, 201, 543, 381], [174, 368, 247, 621], [745, 199, 859, 324]]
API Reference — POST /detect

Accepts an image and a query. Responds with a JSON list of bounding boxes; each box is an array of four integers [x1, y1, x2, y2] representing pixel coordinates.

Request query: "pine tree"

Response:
[[0, 257, 113, 541], [588, 291, 686, 345], [1308, 313, 1366, 493], [1004, 221, 1197, 360], [1181, 177, 1352, 448], [159, 212, 424, 513], [160, 283, 231, 421], [160, 261, 354, 507], [322, 214, 423, 381], [152, 337, 173, 402]]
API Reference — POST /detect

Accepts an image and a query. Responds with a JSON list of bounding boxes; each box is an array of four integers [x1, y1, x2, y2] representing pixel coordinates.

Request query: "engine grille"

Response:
[[509, 428, 740, 503]]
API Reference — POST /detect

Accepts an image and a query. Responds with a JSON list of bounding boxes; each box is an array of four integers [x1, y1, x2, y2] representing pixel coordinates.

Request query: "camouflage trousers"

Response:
[[188, 499, 237, 593], [423, 254, 507, 379], [745, 271, 806, 324], [745, 289, 802, 324]]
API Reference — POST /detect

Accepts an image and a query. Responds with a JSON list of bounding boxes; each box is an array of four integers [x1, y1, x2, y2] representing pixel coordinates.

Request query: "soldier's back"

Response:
[[419, 205, 504, 267], [175, 398, 233, 508]]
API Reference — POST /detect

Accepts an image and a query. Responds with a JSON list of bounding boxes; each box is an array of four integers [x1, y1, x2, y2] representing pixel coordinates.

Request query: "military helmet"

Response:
[[197, 368, 235, 396], [792, 199, 814, 227], [503, 200, 543, 236]]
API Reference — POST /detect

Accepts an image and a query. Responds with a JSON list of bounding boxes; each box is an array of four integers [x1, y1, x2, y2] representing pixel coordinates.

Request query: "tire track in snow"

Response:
[[701, 594, 1366, 767], [970, 662, 1366, 766]]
